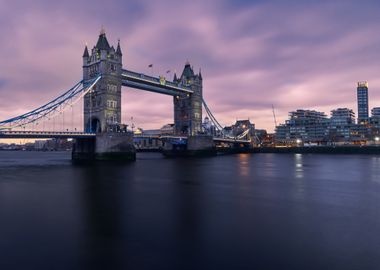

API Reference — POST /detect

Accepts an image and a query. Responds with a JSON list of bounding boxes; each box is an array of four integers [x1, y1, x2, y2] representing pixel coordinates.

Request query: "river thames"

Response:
[[0, 151, 379, 269]]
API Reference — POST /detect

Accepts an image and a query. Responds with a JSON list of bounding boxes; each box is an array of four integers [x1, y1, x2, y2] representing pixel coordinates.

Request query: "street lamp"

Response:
[[296, 138, 302, 145]]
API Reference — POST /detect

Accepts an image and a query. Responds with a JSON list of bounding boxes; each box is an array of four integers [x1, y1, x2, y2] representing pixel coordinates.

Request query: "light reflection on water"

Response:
[[238, 153, 250, 177], [294, 153, 304, 179]]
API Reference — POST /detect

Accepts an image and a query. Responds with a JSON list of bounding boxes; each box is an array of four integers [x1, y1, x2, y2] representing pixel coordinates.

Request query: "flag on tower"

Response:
[[148, 64, 153, 68]]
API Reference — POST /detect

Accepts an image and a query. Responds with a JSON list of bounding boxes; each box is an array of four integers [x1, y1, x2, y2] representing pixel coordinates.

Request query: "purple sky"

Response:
[[0, 0, 380, 132]]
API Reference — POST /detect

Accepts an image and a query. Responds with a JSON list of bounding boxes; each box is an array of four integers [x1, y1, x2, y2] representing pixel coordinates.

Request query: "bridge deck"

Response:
[[134, 135, 250, 144], [0, 131, 96, 139], [122, 69, 193, 96], [0, 131, 250, 143]]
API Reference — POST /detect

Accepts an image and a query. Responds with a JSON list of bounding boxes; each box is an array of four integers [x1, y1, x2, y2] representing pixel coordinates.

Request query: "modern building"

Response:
[[370, 107, 380, 125], [328, 108, 355, 140], [369, 107, 380, 139], [371, 107, 380, 117], [357, 81, 369, 124], [275, 109, 329, 143]]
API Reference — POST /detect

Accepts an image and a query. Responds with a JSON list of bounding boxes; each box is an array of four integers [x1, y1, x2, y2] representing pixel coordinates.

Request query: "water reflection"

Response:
[[294, 153, 304, 179], [293, 154, 305, 201], [1, 152, 380, 269], [79, 164, 130, 269], [171, 159, 203, 269], [371, 157, 380, 183], [238, 154, 250, 177]]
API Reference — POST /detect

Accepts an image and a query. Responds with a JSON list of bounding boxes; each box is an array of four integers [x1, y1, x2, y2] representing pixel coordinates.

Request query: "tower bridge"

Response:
[[0, 29, 251, 160]]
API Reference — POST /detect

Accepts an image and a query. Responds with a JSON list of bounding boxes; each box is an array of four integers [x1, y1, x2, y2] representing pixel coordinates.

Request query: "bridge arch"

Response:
[[86, 117, 102, 133]]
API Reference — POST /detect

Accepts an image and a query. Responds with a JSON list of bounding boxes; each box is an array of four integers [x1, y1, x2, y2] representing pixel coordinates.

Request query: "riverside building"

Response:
[[327, 108, 355, 141], [357, 81, 369, 124], [275, 109, 329, 144]]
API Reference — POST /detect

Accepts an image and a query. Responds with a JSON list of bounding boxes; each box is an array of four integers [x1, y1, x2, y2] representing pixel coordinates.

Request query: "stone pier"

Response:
[[72, 133, 136, 161], [162, 135, 216, 157]]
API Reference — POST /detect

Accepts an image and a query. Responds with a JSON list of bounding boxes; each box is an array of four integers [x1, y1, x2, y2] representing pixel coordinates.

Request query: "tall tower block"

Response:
[[357, 81, 369, 124], [82, 29, 122, 133]]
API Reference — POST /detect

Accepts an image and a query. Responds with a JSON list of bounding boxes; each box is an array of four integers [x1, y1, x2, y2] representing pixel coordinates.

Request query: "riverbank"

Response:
[[253, 145, 380, 154]]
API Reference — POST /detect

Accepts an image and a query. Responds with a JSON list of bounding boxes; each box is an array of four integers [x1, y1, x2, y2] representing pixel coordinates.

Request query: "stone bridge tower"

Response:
[[82, 29, 122, 133], [173, 62, 203, 136]]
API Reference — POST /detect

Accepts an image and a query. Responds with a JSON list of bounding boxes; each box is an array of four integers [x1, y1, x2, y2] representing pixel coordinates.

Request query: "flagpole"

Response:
[[148, 64, 153, 77]]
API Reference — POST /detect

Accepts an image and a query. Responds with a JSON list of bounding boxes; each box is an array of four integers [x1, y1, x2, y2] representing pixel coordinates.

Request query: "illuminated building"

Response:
[[327, 108, 355, 140], [275, 109, 329, 143], [357, 81, 369, 124]]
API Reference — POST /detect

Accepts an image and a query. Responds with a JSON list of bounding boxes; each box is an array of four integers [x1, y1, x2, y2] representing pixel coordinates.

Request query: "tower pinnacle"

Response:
[[82, 45, 89, 58], [116, 39, 122, 56], [100, 25, 106, 35]]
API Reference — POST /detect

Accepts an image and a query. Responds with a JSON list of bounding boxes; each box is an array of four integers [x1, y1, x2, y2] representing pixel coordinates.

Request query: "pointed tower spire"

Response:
[[173, 73, 178, 82], [82, 45, 89, 58], [182, 60, 194, 78], [198, 68, 202, 80], [116, 39, 122, 56], [96, 26, 110, 50]]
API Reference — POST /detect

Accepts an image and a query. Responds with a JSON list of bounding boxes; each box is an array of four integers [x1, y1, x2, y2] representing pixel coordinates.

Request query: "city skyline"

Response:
[[1, 0, 380, 132]]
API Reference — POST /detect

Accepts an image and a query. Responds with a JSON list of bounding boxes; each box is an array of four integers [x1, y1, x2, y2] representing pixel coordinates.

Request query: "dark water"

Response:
[[0, 151, 380, 270]]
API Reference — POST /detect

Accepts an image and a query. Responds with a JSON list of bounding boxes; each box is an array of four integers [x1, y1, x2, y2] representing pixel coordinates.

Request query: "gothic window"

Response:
[[108, 64, 116, 72], [107, 100, 117, 109], [107, 113, 117, 124], [107, 84, 118, 92]]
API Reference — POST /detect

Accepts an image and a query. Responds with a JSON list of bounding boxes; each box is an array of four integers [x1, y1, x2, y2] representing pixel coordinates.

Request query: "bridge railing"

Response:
[[0, 130, 96, 135]]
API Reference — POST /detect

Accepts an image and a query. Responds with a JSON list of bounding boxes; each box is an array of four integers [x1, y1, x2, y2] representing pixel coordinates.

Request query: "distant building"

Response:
[[160, 124, 174, 135], [34, 140, 47, 150], [357, 81, 369, 124], [275, 109, 329, 143], [222, 126, 233, 137], [369, 107, 380, 139], [371, 107, 380, 117], [328, 108, 355, 140], [330, 108, 355, 125], [232, 119, 255, 138], [370, 107, 380, 125], [202, 116, 216, 135], [133, 124, 174, 150]]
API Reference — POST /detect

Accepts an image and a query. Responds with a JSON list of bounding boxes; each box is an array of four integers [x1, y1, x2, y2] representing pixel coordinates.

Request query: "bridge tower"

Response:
[[82, 28, 122, 133], [173, 62, 203, 136]]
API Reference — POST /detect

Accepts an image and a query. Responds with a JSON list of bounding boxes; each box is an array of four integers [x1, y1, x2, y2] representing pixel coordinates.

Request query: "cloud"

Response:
[[0, 0, 380, 132], [0, 79, 7, 89]]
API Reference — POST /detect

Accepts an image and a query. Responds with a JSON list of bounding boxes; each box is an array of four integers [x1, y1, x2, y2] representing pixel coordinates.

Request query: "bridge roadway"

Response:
[[0, 131, 96, 139], [135, 135, 251, 144], [0, 131, 251, 144], [121, 69, 193, 96]]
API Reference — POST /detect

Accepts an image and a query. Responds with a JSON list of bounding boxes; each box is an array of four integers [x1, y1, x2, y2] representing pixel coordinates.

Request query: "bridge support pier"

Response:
[[72, 133, 136, 161], [163, 135, 216, 157]]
